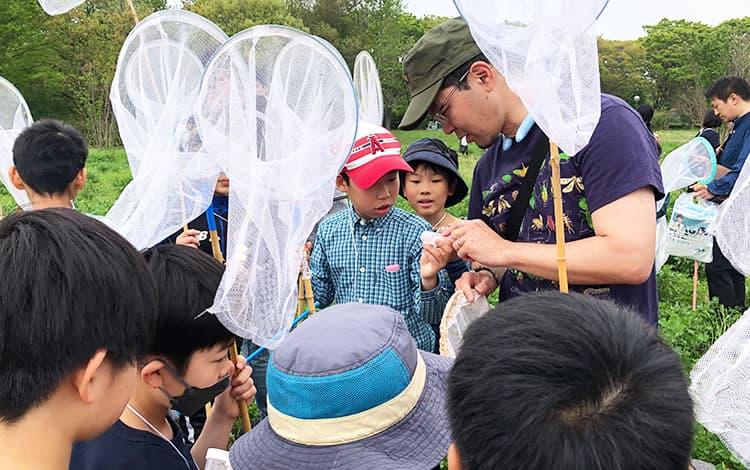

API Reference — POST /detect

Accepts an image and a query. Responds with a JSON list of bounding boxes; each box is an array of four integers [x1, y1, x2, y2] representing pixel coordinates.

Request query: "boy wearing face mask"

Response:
[[70, 245, 256, 470]]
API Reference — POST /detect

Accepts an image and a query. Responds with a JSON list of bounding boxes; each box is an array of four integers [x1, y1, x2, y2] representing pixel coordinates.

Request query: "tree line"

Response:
[[0, 0, 748, 147]]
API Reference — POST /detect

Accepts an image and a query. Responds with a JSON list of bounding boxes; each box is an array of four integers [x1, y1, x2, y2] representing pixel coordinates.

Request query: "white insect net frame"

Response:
[[105, 10, 229, 250], [691, 307, 750, 466], [37, 0, 85, 15], [452, 0, 608, 155], [0, 76, 33, 210], [196, 25, 358, 348], [353, 51, 384, 126]]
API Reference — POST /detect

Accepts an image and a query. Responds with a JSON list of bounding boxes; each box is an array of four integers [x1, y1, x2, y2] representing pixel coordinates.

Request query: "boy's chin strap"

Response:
[[501, 114, 536, 151]]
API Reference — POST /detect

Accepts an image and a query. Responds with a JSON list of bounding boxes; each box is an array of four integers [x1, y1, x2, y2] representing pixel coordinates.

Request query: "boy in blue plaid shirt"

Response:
[[311, 123, 452, 352]]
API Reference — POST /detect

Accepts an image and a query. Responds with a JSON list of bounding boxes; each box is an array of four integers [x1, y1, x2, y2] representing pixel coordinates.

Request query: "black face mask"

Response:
[[159, 362, 231, 416]]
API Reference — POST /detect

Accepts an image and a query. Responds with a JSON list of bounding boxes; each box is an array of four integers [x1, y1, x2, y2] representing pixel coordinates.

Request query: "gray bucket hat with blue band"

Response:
[[229, 303, 453, 470]]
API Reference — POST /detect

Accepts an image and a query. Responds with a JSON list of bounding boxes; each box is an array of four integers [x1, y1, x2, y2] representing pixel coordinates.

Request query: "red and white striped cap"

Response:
[[343, 123, 413, 189]]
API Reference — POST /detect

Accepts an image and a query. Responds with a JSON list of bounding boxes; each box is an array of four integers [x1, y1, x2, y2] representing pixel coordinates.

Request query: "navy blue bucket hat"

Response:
[[400, 138, 469, 208], [229, 303, 453, 470]]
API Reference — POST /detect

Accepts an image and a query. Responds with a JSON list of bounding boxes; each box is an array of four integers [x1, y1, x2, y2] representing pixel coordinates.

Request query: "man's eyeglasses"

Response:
[[431, 69, 470, 126]]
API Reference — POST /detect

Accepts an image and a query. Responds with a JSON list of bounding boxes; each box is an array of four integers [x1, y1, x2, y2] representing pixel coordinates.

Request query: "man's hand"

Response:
[[176, 229, 201, 248], [455, 270, 498, 303], [691, 184, 716, 201], [443, 219, 511, 267], [213, 355, 256, 421]]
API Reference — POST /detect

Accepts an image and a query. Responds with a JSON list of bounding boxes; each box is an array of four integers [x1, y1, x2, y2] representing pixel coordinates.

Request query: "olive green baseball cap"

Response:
[[398, 18, 482, 130]]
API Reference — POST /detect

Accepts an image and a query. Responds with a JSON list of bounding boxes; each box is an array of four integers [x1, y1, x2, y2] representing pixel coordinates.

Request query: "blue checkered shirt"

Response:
[[311, 206, 452, 351]]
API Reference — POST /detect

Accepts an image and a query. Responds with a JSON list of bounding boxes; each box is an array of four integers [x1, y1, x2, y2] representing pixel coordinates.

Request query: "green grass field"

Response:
[[0, 129, 745, 467]]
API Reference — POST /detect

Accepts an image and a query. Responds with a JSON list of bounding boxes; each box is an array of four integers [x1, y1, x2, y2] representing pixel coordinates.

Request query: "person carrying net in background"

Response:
[[691, 76, 750, 311]]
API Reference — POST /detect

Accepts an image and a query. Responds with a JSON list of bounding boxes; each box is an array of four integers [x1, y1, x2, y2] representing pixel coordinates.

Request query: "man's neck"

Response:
[[121, 393, 173, 438], [736, 103, 750, 121], [29, 194, 74, 210], [0, 408, 74, 470], [499, 92, 529, 138]]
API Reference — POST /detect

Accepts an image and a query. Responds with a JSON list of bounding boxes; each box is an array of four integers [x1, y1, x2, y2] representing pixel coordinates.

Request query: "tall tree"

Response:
[[598, 38, 655, 107]]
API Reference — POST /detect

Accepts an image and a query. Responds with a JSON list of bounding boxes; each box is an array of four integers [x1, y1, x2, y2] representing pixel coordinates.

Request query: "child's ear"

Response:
[[447, 442, 463, 470], [71, 349, 109, 404], [448, 180, 457, 197], [72, 168, 87, 193], [335, 174, 349, 193], [9, 166, 25, 191], [141, 360, 166, 390]]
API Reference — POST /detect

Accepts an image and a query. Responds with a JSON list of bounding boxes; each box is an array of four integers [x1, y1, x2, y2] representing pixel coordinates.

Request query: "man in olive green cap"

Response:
[[401, 18, 665, 327]]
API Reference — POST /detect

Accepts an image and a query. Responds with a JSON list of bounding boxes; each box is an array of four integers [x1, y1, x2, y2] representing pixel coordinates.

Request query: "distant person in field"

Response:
[[692, 76, 750, 310], [637, 103, 662, 155], [697, 109, 723, 152]]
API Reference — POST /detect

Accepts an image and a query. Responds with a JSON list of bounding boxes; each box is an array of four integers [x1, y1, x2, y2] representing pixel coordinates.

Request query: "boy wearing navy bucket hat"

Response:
[[401, 138, 469, 232], [229, 303, 453, 470], [401, 138, 470, 285]]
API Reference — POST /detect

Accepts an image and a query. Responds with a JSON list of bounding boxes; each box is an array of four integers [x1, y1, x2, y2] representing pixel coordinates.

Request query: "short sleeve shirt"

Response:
[[468, 94, 664, 325], [70, 418, 198, 470]]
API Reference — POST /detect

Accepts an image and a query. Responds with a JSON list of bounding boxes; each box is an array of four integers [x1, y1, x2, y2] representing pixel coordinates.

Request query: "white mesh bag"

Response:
[[715, 151, 750, 276], [196, 26, 358, 348], [37, 0, 85, 15], [104, 11, 228, 250], [690, 308, 750, 466], [0, 76, 32, 209], [656, 137, 717, 213], [452, 0, 608, 154], [439, 291, 491, 358], [654, 137, 717, 271], [353, 51, 383, 126]]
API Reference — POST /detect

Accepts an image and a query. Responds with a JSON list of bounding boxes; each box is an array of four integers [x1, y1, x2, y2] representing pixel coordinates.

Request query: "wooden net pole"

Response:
[[549, 142, 569, 293]]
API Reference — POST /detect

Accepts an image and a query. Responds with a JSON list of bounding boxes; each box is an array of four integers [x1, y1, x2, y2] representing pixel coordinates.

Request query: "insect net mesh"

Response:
[[104, 11, 228, 250], [196, 26, 358, 348], [353, 51, 383, 126], [37, 0, 85, 15], [715, 150, 750, 276], [654, 137, 717, 270], [656, 137, 716, 213], [0, 76, 33, 209], [452, 0, 607, 154], [690, 308, 750, 466]]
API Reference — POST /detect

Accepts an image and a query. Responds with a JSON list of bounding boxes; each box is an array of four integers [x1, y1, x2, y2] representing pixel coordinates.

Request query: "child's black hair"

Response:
[[447, 291, 694, 470], [0, 209, 157, 423], [12, 119, 88, 196], [142, 245, 235, 374], [702, 110, 723, 129]]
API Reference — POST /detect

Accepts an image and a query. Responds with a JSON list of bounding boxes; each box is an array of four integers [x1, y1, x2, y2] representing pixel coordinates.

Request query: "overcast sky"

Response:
[[404, 0, 750, 40]]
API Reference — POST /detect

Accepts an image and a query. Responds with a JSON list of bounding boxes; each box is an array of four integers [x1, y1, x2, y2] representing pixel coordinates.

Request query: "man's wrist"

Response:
[[472, 266, 499, 285]]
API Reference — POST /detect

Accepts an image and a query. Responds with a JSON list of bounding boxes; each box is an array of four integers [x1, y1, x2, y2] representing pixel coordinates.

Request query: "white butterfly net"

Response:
[[353, 51, 383, 126], [37, 0, 85, 15], [453, 0, 607, 154], [197, 26, 358, 348], [104, 11, 228, 250], [690, 308, 750, 466], [715, 151, 750, 276], [0, 76, 32, 209], [655, 137, 717, 271], [656, 137, 716, 213]]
